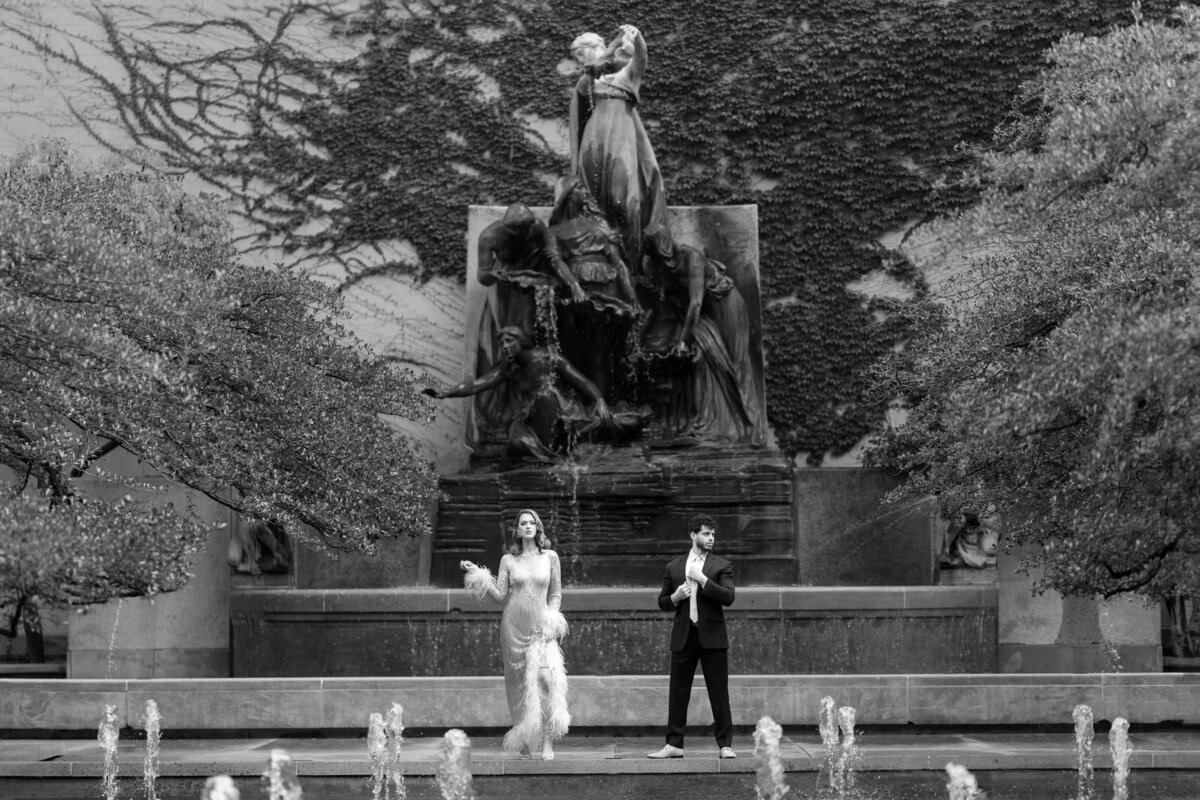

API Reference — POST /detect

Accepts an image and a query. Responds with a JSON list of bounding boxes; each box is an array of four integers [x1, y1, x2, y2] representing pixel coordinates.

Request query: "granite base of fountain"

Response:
[[430, 444, 798, 587]]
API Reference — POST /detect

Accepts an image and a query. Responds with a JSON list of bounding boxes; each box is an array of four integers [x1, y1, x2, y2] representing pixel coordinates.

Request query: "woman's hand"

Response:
[[619, 24, 640, 41], [460, 560, 477, 571]]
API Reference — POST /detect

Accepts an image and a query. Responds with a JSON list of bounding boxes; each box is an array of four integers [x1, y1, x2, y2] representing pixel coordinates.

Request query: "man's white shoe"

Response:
[[647, 744, 684, 759], [719, 747, 737, 759]]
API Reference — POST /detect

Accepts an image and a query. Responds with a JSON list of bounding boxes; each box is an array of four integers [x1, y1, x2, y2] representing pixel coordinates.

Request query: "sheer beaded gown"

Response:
[[464, 549, 570, 755]]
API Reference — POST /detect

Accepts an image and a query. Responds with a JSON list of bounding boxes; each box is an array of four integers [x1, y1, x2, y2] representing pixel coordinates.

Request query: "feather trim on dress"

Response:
[[462, 564, 496, 601], [542, 608, 568, 641], [501, 622, 571, 751]]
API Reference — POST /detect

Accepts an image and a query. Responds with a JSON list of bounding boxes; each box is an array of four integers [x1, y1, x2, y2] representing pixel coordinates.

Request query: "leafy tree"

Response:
[[1, 0, 1172, 466], [866, 5, 1200, 600], [0, 140, 438, 656]]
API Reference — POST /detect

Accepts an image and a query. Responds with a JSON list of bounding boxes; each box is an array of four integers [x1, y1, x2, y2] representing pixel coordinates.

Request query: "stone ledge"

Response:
[[230, 585, 999, 613], [2, 673, 1198, 732]]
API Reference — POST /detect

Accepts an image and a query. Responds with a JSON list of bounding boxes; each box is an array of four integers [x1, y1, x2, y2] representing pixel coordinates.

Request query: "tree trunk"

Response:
[[22, 612, 45, 664]]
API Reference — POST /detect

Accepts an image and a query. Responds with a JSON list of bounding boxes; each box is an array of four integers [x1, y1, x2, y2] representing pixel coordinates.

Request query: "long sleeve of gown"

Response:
[[542, 551, 568, 640], [547, 551, 562, 611]]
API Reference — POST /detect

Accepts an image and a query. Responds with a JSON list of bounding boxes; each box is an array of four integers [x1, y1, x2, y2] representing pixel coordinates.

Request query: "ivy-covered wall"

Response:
[[328, 0, 1178, 462], [13, 0, 1175, 463]]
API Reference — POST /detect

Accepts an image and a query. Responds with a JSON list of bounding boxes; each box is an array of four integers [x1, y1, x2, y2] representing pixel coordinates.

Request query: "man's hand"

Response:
[[685, 561, 706, 585], [671, 582, 691, 605]]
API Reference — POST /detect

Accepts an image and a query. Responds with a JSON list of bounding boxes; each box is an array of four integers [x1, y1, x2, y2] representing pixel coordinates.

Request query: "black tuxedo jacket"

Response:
[[657, 552, 735, 652]]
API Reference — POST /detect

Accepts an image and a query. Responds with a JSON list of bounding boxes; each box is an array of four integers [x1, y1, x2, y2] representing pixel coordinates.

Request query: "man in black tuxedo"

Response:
[[647, 514, 736, 759]]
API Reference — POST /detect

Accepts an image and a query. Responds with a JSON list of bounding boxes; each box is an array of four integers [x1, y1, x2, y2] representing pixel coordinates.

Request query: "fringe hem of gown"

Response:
[[502, 611, 571, 752]]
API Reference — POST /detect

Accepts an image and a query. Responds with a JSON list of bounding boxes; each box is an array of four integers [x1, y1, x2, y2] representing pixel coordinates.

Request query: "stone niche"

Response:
[[428, 205, 799, 587]]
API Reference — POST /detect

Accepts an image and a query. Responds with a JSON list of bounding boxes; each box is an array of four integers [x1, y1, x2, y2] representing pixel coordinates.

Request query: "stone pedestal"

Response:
[[431, 204, 795, 585], [430, 445, 797, 587]]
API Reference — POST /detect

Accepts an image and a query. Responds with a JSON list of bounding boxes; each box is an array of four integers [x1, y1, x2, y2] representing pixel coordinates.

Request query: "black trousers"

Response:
[[666, 623, 732, 748]]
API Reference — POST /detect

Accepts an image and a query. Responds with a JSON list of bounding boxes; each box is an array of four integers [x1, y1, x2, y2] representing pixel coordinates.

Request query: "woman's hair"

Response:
[[508, 508, 551, 555]]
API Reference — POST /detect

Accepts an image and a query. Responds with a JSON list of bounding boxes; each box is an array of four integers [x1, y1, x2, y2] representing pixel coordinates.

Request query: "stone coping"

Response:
[[2, 673, 1198, 732], [230, 585, 998, 613]]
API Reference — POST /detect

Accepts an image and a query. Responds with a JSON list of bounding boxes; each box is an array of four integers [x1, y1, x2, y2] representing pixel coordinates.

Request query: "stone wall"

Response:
[[229, 586, 996, 677]]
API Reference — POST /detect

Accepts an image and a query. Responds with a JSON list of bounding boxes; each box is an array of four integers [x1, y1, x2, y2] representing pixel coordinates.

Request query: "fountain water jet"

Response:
[[1109, 717, 1131, 800], [817, 696, 839, 790], [367, 713, 387, 800], [143, 699, 161, 800], [752, 715, 788, 800], [202, 774, 241, 800], [385, 703, 406, 800], [97, 704, 119, 800], [368, 705, 407, 800], [263, 748, 302, 800], [944, 762, 986, 799], [436, 729, 475, 800], [1072, 703, 1094, 800], [833, 705, 858, 796]]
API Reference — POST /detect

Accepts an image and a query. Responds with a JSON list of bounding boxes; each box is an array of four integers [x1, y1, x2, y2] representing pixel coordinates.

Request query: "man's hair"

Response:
[[687, 514, 717, 535]]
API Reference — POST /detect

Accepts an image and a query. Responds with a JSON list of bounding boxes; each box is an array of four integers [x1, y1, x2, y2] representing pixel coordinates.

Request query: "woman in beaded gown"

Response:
[[461, 509, 570, 759]]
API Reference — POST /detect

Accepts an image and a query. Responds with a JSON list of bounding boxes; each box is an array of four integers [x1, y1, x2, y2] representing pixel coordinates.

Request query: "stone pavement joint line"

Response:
[[3, 732, 1200, 778]]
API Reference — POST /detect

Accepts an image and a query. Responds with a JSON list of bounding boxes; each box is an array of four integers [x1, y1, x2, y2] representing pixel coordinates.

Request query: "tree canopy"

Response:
[[4, 0, 1167, 463], [866, 4, 1200, 600], [0, 140, 439, 626]]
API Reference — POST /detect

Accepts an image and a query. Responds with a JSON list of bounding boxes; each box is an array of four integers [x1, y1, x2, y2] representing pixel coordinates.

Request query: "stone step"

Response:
[[3, 673, 1198, 734]]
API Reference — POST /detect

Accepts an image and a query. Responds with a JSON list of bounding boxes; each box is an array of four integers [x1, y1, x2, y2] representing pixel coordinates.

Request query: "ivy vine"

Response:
[[9, 0, 1175, 463]]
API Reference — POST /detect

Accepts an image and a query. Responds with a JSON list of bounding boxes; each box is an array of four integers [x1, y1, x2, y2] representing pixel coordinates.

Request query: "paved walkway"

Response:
[[3, 730, 1200, 778]]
